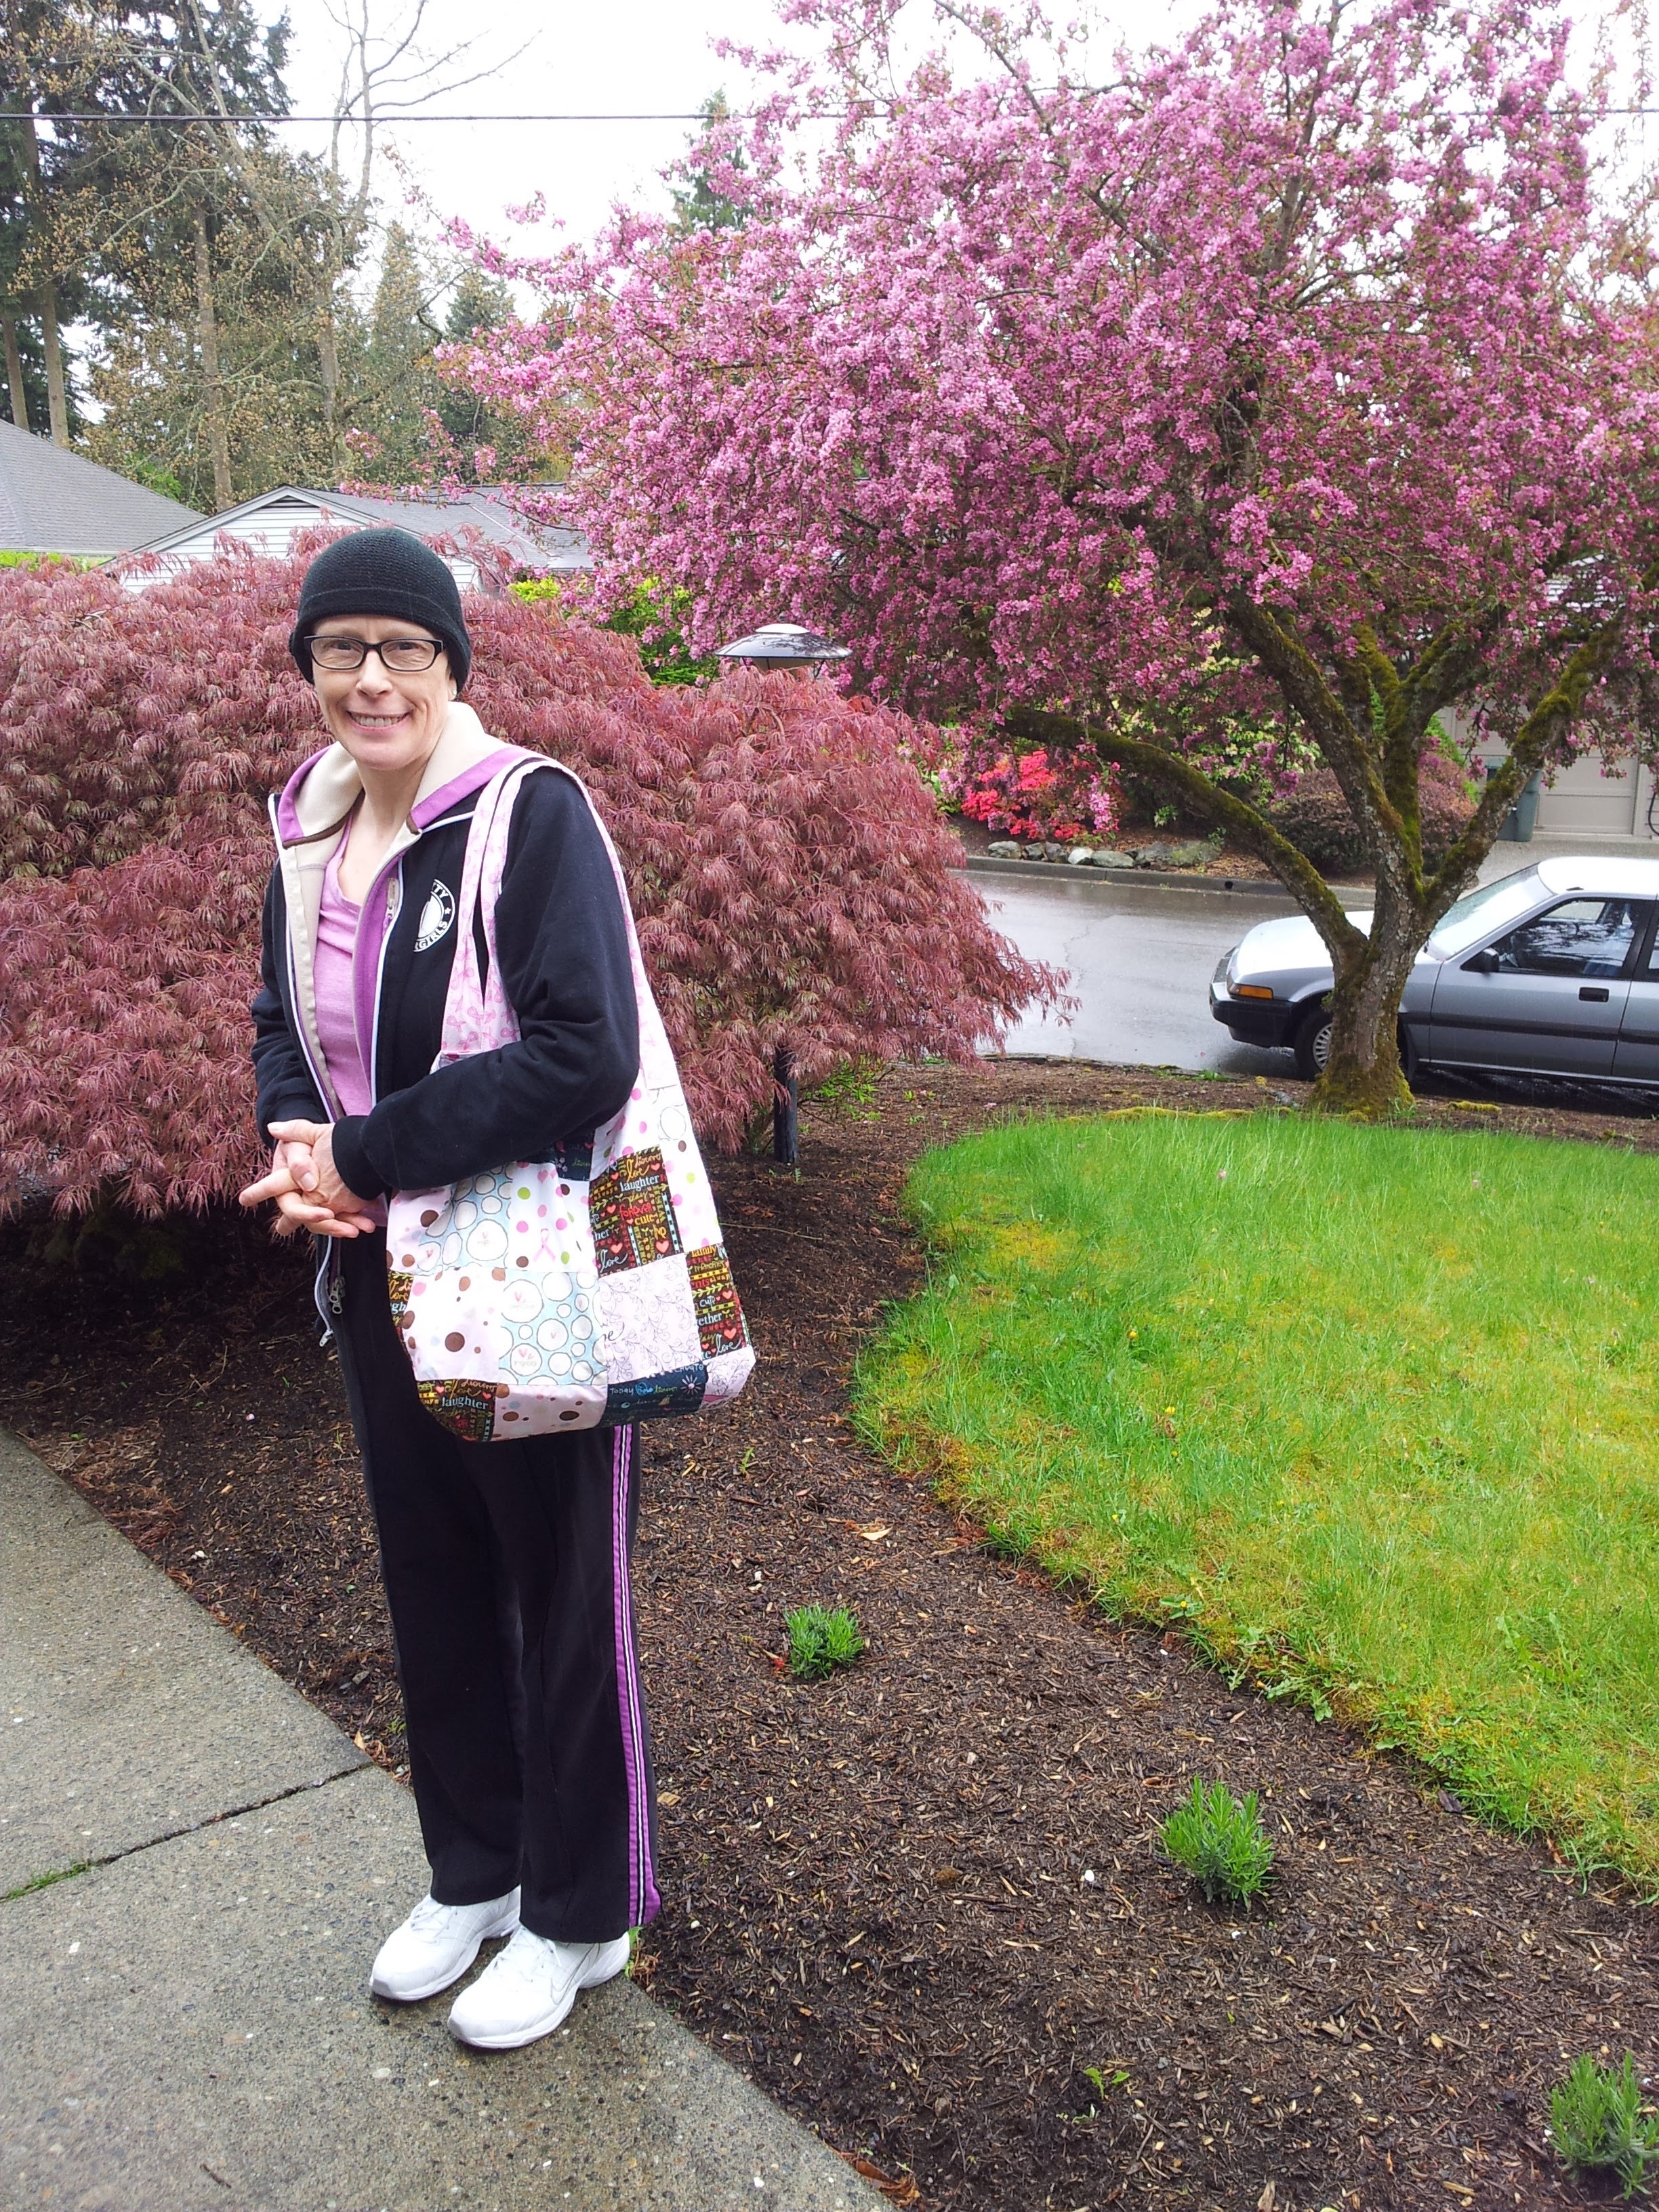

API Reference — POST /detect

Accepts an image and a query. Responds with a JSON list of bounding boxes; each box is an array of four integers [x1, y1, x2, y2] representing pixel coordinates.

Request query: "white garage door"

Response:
[[1537, 754, 1655, 838]]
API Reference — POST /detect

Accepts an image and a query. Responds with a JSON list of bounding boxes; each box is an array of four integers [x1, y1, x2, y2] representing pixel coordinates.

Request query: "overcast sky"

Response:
[[277, 0, 835, 273], [266, 0, 1652, 303], [274, 0, 1177, 283]]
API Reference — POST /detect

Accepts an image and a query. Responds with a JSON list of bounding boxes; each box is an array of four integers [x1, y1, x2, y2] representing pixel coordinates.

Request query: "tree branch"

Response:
[[1427, 617, 1633, 903], [1002, 704, 1367, 958]]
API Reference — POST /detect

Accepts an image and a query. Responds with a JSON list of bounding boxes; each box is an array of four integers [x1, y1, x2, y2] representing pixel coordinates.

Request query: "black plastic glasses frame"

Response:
[[304, 634, 445, 672]]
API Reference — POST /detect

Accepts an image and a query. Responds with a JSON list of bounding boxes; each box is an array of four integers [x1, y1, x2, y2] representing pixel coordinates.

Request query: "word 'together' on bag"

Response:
[[385, 755, 754, 1440]]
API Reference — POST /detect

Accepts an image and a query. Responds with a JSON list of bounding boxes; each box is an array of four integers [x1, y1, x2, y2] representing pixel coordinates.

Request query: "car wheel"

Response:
[[1294, 1003, 1332, 1082]]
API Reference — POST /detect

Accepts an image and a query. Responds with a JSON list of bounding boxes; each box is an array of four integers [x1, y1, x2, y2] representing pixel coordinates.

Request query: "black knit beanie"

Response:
[[289, 529, 472, 689]]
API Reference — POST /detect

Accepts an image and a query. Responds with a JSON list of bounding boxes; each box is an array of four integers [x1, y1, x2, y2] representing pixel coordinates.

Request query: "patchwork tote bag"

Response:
[[385, 754, 755, 1441]]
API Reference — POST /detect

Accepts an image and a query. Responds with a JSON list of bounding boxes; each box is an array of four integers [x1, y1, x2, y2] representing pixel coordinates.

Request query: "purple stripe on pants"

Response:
[[612, 1423, 661, 1926]]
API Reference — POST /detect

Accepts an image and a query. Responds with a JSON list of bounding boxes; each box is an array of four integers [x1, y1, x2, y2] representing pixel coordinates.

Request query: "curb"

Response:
[[962, 853, 1373, 900]]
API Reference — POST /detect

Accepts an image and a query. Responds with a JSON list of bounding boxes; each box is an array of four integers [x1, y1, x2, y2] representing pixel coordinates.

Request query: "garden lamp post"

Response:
[[770, 1046, 800, 1170], [715, 621, 851, 678], [716, 623, 848, 1169]]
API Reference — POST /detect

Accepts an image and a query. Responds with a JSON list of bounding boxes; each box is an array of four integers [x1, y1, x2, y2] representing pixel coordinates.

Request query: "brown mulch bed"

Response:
[[4, 1061, 1658, 2212]]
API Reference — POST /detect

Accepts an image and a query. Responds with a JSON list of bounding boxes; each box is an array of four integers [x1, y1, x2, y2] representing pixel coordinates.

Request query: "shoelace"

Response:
[[406, 1893, 491, 1935], [487, 1927, 558, 1986]]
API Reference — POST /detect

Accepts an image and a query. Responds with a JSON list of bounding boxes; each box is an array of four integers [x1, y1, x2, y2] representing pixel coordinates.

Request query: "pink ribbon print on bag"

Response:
[[385, 755, 755, 1440]]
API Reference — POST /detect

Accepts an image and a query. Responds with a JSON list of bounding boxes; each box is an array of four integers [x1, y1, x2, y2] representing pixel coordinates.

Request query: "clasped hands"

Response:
[[238, 1119, 377, 1239]]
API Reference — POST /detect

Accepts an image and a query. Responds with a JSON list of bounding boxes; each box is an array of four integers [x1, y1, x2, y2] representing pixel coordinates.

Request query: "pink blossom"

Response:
[[450, 0, 1659, 1098]]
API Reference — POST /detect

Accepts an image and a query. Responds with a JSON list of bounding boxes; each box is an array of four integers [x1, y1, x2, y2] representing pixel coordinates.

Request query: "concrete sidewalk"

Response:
[[0, 1433, 878, 2211]]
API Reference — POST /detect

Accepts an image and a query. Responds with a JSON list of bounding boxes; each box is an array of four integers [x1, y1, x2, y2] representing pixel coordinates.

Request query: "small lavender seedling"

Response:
[[1549, 2053, 1659, 2198], [785, 1603, 865, 1680], [1160, 1776, 1275, 1907]]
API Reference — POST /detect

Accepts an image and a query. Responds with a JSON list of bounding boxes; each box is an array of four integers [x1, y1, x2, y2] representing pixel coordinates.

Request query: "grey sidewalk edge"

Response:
[[3, 1762, 880, 2211], [0, 1432, 883, 2209], [0, 1429, 367, 1890]]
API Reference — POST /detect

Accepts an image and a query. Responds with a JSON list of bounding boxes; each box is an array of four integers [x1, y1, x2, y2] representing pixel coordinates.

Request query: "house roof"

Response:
[[127, 483, 590, 585], [0, 418, 202, 556]]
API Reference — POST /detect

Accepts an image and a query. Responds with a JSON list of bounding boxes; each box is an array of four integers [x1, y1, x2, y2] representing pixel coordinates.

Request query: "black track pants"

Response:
[[333, 1231, 659, 1942]]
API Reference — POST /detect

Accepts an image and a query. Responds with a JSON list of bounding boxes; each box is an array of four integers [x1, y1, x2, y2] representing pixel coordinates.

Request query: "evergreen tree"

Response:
[[70, 0, 335, 506], [670, 93, 747, 236], [0, 1, 116, 441], [2, 4, 525, 505], [430, 265, 513, 464], [344, 220, 443, 480]]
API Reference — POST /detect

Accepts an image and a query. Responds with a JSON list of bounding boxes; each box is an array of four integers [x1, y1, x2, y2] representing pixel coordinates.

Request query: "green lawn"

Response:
[[853, 1111, 1659, 1887]]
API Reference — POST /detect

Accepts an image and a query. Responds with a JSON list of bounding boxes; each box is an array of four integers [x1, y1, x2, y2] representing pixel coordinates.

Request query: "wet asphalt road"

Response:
[[973, 869, 1303, 1076]]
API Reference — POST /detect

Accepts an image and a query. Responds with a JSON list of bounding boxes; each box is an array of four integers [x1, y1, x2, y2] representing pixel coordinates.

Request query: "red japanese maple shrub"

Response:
[[0, 550, 1054, 1216], [0, 552, 319, 878]]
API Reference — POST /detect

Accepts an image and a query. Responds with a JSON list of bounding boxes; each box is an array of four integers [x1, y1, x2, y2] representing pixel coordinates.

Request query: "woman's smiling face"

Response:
[[308, 612, 455, 781]]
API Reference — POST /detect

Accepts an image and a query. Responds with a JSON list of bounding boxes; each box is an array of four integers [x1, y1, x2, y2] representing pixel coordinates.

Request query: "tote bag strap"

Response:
[[471, 758, 541, 1043], [433, 757, 535, 1067], [434, 750, 668, 1084]]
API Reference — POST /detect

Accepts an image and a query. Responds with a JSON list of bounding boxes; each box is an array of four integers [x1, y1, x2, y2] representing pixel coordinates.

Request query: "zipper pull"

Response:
[[329, 1271, 345, 1317]]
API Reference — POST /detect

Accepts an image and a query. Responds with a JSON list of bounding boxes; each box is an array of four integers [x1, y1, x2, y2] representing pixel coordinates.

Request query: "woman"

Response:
[[240, 529, 655, 2051]]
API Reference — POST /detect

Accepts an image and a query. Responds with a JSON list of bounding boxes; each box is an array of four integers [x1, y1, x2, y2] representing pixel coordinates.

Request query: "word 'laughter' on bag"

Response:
[[386, 756, 755, 1441]]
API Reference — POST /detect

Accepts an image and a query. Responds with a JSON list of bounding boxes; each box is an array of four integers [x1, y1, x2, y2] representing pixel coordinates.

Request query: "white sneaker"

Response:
[[446, 1926, 630, 2049], [369, 1888, 520, 2002]]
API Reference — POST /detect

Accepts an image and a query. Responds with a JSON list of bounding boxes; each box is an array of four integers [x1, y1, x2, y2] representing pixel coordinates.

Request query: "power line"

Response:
[[0, 109, 729, 124], [4, 101, 1658, 125]]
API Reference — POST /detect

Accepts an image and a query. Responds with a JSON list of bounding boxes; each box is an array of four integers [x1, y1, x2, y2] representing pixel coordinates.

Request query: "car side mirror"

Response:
[[1462, 947, 1500, 975]]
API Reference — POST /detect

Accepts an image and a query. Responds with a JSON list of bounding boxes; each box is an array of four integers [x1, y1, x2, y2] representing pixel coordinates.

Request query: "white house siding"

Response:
[[123, 486, 590, 596]]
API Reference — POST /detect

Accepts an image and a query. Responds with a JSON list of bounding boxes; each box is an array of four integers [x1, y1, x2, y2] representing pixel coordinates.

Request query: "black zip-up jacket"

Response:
[[251, 717, 639, 1203]]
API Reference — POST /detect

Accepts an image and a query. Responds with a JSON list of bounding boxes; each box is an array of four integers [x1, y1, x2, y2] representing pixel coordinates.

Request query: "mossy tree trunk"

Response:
[[38, 281, 67, 446], [1007, 595, 1645, 1118], [1, 311, 27, 430], [190, 201, 233, 511]]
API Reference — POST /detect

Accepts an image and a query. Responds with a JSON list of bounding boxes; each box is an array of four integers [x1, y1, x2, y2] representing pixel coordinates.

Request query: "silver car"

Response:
[[1210, 857, 1659, 1083]]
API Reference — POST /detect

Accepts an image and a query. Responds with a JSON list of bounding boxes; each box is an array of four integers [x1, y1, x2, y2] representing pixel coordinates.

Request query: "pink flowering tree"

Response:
[[454, 0, 1659, 1113]]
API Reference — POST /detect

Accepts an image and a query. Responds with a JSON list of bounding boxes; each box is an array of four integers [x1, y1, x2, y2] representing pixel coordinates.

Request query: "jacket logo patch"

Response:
[[415, 880, 456, 952]]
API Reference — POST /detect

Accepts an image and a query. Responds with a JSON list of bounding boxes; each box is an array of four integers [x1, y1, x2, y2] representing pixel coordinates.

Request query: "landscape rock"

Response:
[[1066, 846, 1094, 865], [1088, 848, 1136, 869], [1043, 841, 1067, 861], [986, 840, 1022, 858], [1134, 839, 1216, 869], [1023, 842, 1048, 859]]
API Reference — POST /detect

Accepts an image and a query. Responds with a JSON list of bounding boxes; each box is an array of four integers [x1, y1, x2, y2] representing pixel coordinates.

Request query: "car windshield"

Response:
[[1428, 873, 1544, 958]]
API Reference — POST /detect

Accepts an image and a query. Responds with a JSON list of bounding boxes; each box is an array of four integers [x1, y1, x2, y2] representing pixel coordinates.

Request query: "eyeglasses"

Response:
[[305, 634, 445, 673]]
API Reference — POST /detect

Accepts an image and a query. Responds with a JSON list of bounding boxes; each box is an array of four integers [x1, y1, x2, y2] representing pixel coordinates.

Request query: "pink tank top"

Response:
[[315, 820, 387, 1225]]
